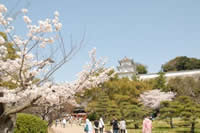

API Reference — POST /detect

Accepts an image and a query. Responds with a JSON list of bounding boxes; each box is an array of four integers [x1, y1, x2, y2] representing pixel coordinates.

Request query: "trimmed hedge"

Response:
[[14, 113, 48, 133]]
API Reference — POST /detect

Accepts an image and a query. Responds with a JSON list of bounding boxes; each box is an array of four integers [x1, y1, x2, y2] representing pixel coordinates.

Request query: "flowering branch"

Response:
[[140, 89, 176, 109]]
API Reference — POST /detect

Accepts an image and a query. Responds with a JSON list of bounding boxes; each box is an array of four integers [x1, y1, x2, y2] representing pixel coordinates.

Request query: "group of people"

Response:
[[55, 118, 68, 128], [84, 117, 105, 133], [110, 118, 126, 133], [55, 115, 83, 128], [84, 117, 126, 133], [84, 116, 152, 133]]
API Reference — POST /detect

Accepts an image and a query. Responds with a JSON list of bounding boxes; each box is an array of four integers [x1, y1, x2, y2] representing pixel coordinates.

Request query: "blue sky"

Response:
[[4, 0, 200, 81]]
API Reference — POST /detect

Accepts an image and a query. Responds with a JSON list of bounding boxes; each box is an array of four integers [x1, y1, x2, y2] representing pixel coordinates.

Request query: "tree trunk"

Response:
[[0, 114, 15, 133], [134, 124, 139, 129], [0, 103, 14, 133], [0, 96, 41, 133], [169, 117, 174, 128], [191, 122, 195, 133]]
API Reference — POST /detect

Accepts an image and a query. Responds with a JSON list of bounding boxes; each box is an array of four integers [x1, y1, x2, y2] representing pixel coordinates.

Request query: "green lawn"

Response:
[[105, 118, 200, 133]]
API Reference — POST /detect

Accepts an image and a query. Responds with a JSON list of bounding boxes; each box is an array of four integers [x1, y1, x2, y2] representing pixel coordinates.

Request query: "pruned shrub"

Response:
[[14, 113, 48, 133]]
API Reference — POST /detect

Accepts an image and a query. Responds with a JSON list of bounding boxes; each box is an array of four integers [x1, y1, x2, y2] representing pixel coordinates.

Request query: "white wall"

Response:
[[139, 70, 200, 80]]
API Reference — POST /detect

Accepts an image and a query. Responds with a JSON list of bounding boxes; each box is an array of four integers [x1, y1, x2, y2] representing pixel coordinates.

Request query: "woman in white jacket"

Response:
[[120, 118, 126, 133], [99, 117, 104, 133], [84, 119, 93, 133]]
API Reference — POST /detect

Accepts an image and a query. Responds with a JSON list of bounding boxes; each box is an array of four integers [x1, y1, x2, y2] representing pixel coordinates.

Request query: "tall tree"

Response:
[[167, 77, 200, 103], [107, 100, 121, 120], [124, 103, 147, 129], [162, 56, 200, 72], [139, 89, 175, 109], [153, 72, 167, 90], [0, 4, 113, 132], [136, 63, 148, 74], [177, 96, 200, 133], [87, 92, 110, 120], [81, 77, 152, 122], [159, 101, 181, 128]]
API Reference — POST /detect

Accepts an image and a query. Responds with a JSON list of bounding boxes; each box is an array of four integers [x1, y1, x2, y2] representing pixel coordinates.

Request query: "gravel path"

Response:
[[51, 124, 108, 133], [51, 124, 85, 133]]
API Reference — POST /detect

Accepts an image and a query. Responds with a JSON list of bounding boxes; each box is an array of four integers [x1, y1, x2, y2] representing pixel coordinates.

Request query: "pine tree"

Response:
[[153, 72, 167, 90], [160, 101, 181, 128], [124, 103, 147, 129], [107, 100, 121, 120], [94, 92, 110, 119], [177, 96, 200, 133]]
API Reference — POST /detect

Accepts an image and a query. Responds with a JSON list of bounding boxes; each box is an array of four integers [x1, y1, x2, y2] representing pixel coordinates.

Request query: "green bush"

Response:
[[87, 112, 98, 121], [14, 113, 48, 133]]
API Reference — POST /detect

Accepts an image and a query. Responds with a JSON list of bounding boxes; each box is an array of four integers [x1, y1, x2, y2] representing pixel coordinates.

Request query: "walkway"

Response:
[[51, 124, 85, 133], [51, 124, 108, 133]]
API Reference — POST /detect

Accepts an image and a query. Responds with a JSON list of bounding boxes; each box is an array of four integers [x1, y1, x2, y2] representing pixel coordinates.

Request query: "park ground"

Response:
[[50, 124, 85, 133], [49, 118, 200, 133]]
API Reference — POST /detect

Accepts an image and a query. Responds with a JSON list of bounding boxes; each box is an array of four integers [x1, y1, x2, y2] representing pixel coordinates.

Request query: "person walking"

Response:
[[55, 119, 59, 127], [119, 118, 126, 133], [94, 119, 99, 133], [84, 119, 93, 133], [142, 116, 152, 133], [99, 117, 105, 133], [62, 118, 66, 128], [112, 118, 119, 133], [110, 118, 115, 133]]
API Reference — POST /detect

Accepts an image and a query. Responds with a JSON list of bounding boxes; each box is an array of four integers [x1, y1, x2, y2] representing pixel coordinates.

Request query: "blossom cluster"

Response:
[[139, 89, 176, 109], [0, 3, 63, 85], [0, 47, 113, 106], [0, 45, 7, 59], [0, 3, 113, 110]]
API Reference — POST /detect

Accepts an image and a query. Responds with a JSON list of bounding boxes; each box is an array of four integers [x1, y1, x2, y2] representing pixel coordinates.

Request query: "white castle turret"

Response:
[[117, 57, 137, 79], [116, 57, 200, 81]]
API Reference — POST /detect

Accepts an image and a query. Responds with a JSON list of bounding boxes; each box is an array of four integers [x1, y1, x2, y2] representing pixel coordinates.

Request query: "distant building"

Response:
[[116, 57, 200, 80], [117, 57, 137, 79], [72, 107, 87, 120]]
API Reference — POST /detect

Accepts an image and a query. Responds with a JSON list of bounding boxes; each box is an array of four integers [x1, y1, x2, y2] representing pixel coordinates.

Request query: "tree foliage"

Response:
[[159, 96, 200, 133], [0, 32, 18, 60], [177, 96, 200, 133], [136, 63, 148, 74], [0, 4, 113, 132], [78, 77, 151, 124], [162, 56, 200, 72], [14, 113, 48, 133], [167, 77, 200, 103], [139, 89, 175, 109], [159, 101, 181, 128], [0, 32, 19, 89], [153, 72, 167, 90]]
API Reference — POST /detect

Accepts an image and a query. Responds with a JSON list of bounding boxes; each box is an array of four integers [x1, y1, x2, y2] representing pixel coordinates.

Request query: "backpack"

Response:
[[113, 120, 119, 130], [84, 124, 89, 132]]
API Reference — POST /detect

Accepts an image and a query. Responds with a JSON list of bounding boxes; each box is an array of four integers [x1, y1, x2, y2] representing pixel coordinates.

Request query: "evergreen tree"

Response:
[[124, 103, 147, 129], [80, 77, 152, 122], [159, 101, 181, 128], [136, 63, 148, 74], [167, 77, 200, 103], [93, 92, 110, 119], [153, 72, 167, 90], [177, 96, 200, 133], [162, 56, 200, 72], [107, 100, 121, 120]]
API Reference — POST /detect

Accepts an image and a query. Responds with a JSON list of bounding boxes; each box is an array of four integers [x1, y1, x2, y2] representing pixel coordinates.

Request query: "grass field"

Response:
[[105, 118, 200, 133]]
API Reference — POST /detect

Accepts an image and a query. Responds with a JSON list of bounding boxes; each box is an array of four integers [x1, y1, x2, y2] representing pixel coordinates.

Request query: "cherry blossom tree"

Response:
[[0, 3, 113, 132], [139, 89, 176, 109]]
